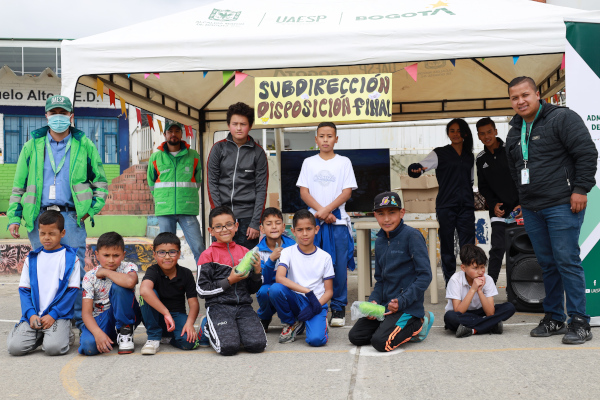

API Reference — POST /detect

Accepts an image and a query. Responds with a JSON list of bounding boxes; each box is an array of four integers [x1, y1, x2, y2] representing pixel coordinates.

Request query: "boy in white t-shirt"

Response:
[[79, 232, 141, 355], [445, 244, 516, 338], [296, 121, 357, 327], [7, 211, 80, 356], [269, 210, 334, 346]]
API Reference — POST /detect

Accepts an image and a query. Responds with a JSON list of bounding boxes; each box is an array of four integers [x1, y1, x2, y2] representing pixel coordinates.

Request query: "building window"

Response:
[[0, 46, 61, 77], [3, 116, 47, 163], [74, 117, 119, 164]]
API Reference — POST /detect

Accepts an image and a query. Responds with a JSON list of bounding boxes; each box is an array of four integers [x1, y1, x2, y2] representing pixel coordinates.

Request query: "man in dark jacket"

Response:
[[506, 76, 597, 345], [475, 117, 520, 284], [207, 102, 268, 249]]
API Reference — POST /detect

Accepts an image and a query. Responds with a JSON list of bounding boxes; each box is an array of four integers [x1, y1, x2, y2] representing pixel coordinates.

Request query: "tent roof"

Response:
[[60, 0, 599, 130]]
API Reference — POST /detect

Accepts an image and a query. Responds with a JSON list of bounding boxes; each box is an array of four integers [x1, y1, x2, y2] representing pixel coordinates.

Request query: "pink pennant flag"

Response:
[[235, 71, 248, 87], [405, 63, 418, 82], [561, 54, 565, 70], [144, 73, 150, 79], [154, 73, 160, 79]]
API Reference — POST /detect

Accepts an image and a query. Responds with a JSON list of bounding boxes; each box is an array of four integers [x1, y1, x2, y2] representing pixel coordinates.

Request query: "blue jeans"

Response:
[[28, 210, 87, 330], [158, 215, 205, 264], [522, 204, 589, 322], [139, 290, 196, 350], [256, 284, 277, 321], [330, 225, 349, 311], [78, 284, 141, 356], [269, 283, 328, 347]]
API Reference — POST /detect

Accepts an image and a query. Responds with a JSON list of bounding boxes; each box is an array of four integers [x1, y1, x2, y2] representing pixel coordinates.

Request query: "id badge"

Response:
[[49, 185, 56, 200], [521, 168, 530, 185]]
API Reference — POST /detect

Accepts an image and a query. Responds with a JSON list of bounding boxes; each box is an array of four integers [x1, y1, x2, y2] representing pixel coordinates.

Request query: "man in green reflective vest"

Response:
[[7, 95, 108, 331], [148, 121, 204, 263]]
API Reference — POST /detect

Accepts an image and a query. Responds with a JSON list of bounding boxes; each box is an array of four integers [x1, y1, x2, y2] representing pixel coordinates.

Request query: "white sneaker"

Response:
[[141, 340, 160, 355], [329, 309, 346, 327], [117, 326, 134, 354]]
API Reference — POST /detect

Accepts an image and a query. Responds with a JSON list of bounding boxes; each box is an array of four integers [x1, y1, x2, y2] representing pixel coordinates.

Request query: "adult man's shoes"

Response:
[[562, 315, 593, 345], [530, 313, 567, 337]]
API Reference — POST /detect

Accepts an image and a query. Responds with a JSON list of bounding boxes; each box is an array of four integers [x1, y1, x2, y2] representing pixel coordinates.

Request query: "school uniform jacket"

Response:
[[476, 138, 519, 219], [257, 234, 296, 286], [196, 241, 262, 307]]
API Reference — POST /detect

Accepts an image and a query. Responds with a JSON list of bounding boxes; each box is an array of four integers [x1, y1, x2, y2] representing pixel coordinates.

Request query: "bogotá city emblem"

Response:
[[209, 9, 241, 21]]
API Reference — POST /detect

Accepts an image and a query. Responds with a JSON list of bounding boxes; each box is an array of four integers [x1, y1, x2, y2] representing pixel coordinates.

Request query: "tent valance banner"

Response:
[[565, 19, 600, 325], [254, 73, 392, 125]]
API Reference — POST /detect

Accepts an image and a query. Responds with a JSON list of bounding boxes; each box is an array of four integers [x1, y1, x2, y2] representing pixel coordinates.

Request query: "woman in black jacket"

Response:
[[408, 118, 476, 285]]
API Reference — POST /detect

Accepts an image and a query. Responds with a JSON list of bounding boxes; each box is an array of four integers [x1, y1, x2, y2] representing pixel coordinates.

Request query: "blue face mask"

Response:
[[48, 114, 71, 133]]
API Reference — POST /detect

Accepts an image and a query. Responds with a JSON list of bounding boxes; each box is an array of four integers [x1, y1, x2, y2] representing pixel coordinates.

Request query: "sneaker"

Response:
[[279, 321, 304, 344], [329, 308, 346, 327], [562, 315, 593, 345], [411, 311, 435, 342], [260, 318, 272, 333], [530, 313, 567, 337], [456, 324, 473, 338], [141, 340, 160, 355], [160, 337, 172, 345], [198, 317, 210, 348], [491, 321, 504, 335], [117, 325, 134, 354]]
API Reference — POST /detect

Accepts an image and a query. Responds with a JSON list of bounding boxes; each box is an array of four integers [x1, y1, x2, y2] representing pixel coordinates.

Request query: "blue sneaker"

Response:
[[199, 317, 210, 348], [411, 311, 435, 342]]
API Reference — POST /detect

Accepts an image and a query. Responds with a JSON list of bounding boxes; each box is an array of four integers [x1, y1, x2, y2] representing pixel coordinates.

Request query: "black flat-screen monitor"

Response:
[[280, 149, 391, 214]]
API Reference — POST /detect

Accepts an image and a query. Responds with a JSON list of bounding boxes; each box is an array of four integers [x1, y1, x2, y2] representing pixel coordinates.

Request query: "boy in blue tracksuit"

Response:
[[256, 207, 296, 332], [7, 211, 80, 356], [348, 192, 434, 352]]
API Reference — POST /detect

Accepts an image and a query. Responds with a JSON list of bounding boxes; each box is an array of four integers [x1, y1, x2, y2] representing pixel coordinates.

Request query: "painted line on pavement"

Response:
[[404, 346, 600, 353], [0, 319, 19, 323], [59, 356, 94, 400]]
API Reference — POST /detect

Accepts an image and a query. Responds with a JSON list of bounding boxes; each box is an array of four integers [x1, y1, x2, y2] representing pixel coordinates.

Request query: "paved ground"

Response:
[[1, 268, 599, 400]]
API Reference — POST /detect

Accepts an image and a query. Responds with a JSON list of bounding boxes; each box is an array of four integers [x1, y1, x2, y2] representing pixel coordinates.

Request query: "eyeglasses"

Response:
[[212, 222, 235, 233], [156, 250, 179, 258]]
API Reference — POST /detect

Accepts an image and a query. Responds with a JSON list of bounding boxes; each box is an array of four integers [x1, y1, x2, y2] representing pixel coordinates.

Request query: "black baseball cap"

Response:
[[373, 191, 402, 211]]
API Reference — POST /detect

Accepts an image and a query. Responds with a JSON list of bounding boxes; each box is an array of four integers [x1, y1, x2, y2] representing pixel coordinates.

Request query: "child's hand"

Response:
[[367, 301, 379, 320], [475, 276, 485, 291], [228, 267, 249, 284], [95, 267, 107, 279], [471, 278, 483, 292], [95, 331, 114, 353], [164, 314, 176, 332], [269, 247, 283, 262], [314, 208, 330, 221], [29, 315, 42, 330], [40, 315, 56, 330], [385, 299, 399, 315], [181, 322, 198, 343], [252, 254, 262, 274], [324, 213, 337, 224]]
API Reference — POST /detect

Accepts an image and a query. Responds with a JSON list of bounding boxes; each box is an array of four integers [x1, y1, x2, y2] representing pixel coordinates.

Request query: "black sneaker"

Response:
[[455, 324, 473, 338], [329, 308, 346, 327], [491, 321, 503, 335], [530, 313, 567, 337], [260, 318, 272, 333], [562, 315, 593, 345]]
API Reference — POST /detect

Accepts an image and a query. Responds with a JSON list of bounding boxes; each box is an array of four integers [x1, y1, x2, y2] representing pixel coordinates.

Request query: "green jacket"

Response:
[[7, 126, 108, 231], [148, 141, 202, 216]]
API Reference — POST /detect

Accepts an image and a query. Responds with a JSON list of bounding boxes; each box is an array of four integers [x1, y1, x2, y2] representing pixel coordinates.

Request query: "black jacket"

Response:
[[476, 138, 520, 218], [506, 102, 597, 211], [207, 134, 268, 230]]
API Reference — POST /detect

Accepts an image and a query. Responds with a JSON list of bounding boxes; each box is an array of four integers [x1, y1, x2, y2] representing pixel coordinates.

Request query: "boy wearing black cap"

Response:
[[348, 192, 434, 352]]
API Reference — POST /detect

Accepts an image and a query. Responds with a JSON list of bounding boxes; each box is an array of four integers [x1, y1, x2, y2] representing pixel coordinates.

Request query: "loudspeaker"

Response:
[[505, 225, 545, 312]]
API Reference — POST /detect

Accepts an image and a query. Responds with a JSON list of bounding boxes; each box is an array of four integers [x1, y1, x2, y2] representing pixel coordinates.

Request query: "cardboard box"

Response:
[[397, 175, 439, 213]]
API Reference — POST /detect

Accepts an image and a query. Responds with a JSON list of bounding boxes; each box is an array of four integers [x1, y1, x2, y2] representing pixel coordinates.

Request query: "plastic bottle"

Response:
[[235, 247, 259, 275], [504, 207, 521, 224]]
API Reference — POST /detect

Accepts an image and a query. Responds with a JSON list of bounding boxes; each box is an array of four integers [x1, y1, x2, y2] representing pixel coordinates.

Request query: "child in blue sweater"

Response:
[[348, 192, 434, 352], [7, 211, 80, 356], [256, 207, 296, 332]]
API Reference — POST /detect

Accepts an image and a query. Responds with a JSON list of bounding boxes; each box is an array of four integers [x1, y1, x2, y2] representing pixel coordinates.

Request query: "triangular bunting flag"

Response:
[[120, 98, 127, 119], [154, 73, 160, 79], [136, 108, 142, 126], [235, 71, 248, 87], [405, 63, 418, 82], [158, 120, 163, 133], [146, 115, 155, 131], [127, 74, 131, 78], [185, 125, 193, 138], [561, 54, 566, 70], [513, 56, 519, 65], [96, 78, 104, 100], [109, 89, 116, 107], [144, 73, 150, 79], [203, 71, 208, 78], [223, 71, 234, 85], [482, 58, 485, 61], [450, 59, 456, 67]]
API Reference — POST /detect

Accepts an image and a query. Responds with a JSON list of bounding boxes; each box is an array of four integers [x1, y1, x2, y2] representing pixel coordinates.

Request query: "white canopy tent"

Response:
[[59, 0, 598, 230]]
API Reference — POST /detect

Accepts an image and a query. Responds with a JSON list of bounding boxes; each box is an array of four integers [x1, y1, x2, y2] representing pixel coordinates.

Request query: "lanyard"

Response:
[[520, 104, 542, 164], [45, 135, 71, 182]]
